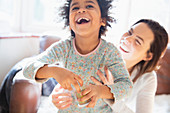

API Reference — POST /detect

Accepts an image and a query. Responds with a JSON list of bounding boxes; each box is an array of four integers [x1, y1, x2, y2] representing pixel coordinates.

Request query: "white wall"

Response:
[[0, 36, 40, 85]]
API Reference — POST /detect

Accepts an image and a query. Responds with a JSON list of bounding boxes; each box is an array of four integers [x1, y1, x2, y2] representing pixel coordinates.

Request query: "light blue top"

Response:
[[23, 37, 133, 113]]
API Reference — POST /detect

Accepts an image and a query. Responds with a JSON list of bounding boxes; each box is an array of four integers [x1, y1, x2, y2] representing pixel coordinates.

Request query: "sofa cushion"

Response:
[[40, 35, 61, 53], [156, 44, 170, 94]]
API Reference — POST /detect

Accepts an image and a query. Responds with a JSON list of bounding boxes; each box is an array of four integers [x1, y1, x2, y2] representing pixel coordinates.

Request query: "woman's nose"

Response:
[[124, 36, 132, 44], [78, 7, 86, 13]]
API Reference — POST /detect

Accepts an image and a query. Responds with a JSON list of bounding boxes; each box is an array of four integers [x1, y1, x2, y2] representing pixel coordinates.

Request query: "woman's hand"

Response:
[[52, 85, 73, 109], [91, 66, 114, 85]]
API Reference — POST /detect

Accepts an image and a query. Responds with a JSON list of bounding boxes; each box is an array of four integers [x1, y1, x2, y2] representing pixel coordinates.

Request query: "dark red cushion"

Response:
[[156, 44, 170, 94]]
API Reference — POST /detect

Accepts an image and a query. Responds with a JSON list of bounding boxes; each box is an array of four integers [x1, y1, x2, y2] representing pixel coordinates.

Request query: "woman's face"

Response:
[[119, 23, 154, 65]]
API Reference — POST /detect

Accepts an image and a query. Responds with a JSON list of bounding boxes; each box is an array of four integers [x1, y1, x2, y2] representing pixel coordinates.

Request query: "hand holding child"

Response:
[[52, 86, 73, 109]]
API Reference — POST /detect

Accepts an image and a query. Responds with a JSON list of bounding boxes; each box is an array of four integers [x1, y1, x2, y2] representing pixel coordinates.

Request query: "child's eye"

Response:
[[72, 7, 79, 11], [86, 5, 94, 9]]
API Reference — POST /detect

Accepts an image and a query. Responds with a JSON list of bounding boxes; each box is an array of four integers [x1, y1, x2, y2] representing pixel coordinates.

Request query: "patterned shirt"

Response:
[[23, 37, 133, 113]]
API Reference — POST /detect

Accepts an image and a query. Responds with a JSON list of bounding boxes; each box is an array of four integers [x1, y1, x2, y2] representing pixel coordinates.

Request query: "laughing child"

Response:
[[23, 0, 133, 112]]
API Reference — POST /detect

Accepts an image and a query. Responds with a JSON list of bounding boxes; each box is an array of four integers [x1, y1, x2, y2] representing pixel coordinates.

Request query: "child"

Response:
[[23, 0, 133, 112]]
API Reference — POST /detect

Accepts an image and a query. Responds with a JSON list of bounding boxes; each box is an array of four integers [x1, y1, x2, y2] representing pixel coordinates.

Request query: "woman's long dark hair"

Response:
[[131, 19, 169, 82]]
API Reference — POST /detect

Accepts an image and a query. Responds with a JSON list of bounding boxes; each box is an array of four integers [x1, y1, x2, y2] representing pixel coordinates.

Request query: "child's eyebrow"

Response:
[[85, 0, 96, 4], [71, 2, 78, 7], [71, 0, 96, 7]]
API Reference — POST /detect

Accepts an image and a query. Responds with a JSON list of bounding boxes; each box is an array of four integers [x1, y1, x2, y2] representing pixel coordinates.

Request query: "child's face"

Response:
[[69, 0, 105, 37]]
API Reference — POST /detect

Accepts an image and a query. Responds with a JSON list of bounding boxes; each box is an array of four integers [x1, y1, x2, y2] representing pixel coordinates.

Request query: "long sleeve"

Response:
[[135, 71, 157, 113], [104, 43, 133, 102], [104, 70, 157, 113], [23, 39, 70, 81]]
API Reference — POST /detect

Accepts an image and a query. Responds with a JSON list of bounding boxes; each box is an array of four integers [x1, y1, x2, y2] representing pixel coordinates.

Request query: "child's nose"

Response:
[[78, 8, 86, 13]]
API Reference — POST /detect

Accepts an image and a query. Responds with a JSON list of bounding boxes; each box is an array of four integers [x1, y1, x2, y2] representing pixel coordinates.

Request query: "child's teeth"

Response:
[[77, 18, 89, 23], [78, 18, 82, 23]]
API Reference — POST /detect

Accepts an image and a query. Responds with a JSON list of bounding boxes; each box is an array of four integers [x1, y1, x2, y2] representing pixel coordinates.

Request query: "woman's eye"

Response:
[[128, 30, 132, 35], [135, 39, 141, 45], [86, 5, 94, 9], [72, 7, 79, 11]]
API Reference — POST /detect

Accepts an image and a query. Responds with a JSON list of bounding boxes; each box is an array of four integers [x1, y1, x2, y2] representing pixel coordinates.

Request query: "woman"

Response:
[[52, 19, 169, 113]]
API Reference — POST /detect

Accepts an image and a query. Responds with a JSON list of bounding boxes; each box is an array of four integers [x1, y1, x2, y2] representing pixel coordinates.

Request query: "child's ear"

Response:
[[101, 18, 106, 27], [143, 52, 153, 61]]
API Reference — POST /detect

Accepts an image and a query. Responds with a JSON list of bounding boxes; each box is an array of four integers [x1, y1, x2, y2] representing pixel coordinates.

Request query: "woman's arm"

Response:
[[135, 72, 157, 113]]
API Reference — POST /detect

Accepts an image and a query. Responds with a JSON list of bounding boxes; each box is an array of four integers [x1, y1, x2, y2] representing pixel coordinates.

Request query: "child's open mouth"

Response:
[[76, 17, 90, 24]]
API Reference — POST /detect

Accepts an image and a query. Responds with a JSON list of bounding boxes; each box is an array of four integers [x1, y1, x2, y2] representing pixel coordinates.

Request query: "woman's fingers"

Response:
[[97, 70, 107, 84], [53, 98, 72, 109], [52, 93, 73, 109], [104, 66, 114, 84], [90, 76, 103, 85]]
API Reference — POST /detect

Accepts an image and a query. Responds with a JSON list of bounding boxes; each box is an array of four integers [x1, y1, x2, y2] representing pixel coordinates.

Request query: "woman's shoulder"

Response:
[[132, 69, 157, 95], [142, 71, 157, 82], [134, 70, 157, 88]]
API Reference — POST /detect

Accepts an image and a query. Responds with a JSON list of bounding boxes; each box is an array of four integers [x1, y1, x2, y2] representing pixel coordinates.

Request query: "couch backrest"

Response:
[[156, 44, 170, 94], [40, 35, 61, 53]]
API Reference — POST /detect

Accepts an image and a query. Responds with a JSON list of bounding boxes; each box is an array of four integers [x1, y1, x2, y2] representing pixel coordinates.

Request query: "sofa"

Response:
[[0, 35, 170, 113]]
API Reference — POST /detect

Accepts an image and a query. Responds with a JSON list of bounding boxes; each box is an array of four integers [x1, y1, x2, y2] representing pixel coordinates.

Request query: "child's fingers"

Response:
[[90, 76, 103, 85], [86, 96, 97, 108], [74, 74, 83, 86], [97, 70, 107, 84], [80, 89, 92, 102], [71, 74, 83, 92], [71, 79, 81, 92], [104, 66, 114, 84]]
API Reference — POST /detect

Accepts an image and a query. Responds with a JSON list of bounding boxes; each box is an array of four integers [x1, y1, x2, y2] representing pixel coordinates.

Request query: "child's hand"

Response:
[[54, 67, 83, 92], [79, 84, 104, 108], [52, 86, 73, 109]]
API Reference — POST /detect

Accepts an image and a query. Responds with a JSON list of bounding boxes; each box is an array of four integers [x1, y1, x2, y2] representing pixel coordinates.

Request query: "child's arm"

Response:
[[105, 45, 133, 102], [23, 40, 83, 92], [36, 64, 83, 91]]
